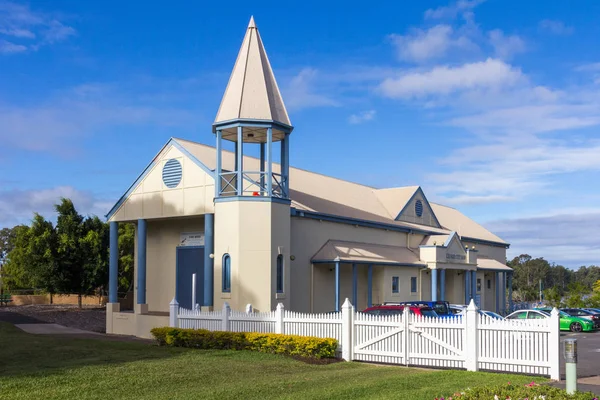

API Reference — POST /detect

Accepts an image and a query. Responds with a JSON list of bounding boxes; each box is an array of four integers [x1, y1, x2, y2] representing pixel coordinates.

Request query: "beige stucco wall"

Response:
[[213, 200, 291, 312], [138, 217, 204, 313], [110, 145, 215, 222], [464, 241, 507, 263], [109, 309, 169, 339], [291, 217, 431, 313]]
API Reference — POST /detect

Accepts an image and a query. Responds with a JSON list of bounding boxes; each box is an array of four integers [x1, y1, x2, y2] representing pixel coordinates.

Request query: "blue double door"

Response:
[[176, 246, 205, 309]]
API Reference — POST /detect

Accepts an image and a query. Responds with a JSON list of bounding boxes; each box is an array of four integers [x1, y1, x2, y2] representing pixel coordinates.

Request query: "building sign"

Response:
[[179, 232, 204, 247], [446, 253, 466, 261]]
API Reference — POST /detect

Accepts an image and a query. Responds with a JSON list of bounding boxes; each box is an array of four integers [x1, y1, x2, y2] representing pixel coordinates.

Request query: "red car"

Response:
[[362, 305, 439, 317]]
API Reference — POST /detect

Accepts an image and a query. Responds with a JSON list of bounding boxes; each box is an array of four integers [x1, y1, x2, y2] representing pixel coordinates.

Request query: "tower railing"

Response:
[[218, 171, 287, 198]]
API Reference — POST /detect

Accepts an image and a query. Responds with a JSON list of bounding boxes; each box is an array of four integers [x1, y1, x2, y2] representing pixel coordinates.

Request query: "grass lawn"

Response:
[[0, 322, 548, 400]]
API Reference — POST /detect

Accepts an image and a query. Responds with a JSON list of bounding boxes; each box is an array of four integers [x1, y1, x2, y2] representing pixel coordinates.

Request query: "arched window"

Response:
[[276, 254, 284, 294], [222, 254, 231, 293]]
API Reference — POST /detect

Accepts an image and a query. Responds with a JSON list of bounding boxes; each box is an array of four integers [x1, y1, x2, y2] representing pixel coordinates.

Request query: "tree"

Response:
[[594, 280, 600, 293], [118, 223, 135, 294], [544, 286, 562, 308]]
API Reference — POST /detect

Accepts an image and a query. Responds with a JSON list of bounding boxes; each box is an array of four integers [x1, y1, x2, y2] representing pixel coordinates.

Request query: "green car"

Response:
[[534, 308, 595, 332], [507, 309, 595, 332]]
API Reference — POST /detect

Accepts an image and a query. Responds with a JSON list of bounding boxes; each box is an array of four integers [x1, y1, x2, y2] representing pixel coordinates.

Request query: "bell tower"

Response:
[[212, 17, 292, 312]]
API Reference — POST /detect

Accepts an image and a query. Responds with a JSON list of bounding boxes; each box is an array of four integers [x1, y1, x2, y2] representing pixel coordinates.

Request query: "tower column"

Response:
[[439, 269, 446, 301], [236, 126, 243, 195], [215, 130, 222, 197], [260, 143, 265, 194], [266, 127, 273, 195]]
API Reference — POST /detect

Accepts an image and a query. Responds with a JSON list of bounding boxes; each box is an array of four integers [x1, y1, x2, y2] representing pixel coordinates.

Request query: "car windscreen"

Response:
[[420, 308, 439, 318], [433, 302, 449, 315]]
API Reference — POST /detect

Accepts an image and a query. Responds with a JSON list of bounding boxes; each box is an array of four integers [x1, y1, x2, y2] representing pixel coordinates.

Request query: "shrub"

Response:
[[150, 327, 338, 359], [439, 382, 599, 399]]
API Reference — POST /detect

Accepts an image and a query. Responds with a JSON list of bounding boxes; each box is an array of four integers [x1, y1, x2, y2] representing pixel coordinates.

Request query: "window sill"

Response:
[[221, 292, 231, 299], [275, 292, 286, 299]]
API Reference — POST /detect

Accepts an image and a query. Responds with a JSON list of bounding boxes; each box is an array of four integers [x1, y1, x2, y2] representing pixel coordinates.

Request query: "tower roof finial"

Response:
[[213, 16, 291, 128]]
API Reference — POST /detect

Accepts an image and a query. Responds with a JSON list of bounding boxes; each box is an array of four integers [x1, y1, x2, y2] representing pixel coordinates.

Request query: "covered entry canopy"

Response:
[[477, 257, 513, 272], [311, 239, 425, 266]]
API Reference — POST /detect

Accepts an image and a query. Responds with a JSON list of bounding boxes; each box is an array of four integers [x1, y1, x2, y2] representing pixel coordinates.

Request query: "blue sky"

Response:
[[1, 0, 600, 268]]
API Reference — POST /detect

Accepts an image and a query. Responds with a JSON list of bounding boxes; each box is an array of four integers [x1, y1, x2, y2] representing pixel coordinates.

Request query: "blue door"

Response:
[[176, 247, 204, 309]]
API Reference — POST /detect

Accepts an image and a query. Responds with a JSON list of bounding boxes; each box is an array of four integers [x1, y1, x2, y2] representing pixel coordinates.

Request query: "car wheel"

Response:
[[570, 322, 583, 332]]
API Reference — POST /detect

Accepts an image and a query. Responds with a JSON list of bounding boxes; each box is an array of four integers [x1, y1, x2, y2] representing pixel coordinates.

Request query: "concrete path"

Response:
[[0, 310, 47, 324], [550, 375, 600, 396], [15, 323, 101, 335]]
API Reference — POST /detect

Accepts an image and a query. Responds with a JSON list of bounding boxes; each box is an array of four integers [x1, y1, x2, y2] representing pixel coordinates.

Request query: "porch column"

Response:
[[464, 271, 470, 303], [203, 213, 214, 308], [495, 272, 500, 313], [282, 133, 290, 197], [215, 130, 222, 197], [439, 269, 446, 301], [508, 272, 514, 313], [335, 261, 340, 312], [109, 221, 119, 304], [431, 269, 438, 301], [471, 271, 477, 304], [367, 264, 373, 307], [136, 219, 147, 308], [501, 272, 507, 315], [236, 126, 243, 195], [352, 263, 358, 306]]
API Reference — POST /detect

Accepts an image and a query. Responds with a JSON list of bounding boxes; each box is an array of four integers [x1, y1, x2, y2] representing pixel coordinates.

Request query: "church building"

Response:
[[105, 18, 513, 338]]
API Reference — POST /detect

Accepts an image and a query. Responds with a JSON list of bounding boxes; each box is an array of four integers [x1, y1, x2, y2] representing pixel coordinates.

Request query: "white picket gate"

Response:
[[169, 298, 559, 379]]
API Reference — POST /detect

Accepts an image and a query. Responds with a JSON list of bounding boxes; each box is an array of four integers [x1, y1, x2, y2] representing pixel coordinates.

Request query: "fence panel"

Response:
[[178, 307, 222, 331], [283, 311, 342, 341], [477, 314, 552, 376], [408, 314, 465, 369], [230, 310, 277, 333], [353, 312, 405, 364]]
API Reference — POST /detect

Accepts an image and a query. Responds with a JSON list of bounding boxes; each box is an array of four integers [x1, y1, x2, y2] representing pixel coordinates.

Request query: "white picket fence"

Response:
[[169, 298, 560, 379]]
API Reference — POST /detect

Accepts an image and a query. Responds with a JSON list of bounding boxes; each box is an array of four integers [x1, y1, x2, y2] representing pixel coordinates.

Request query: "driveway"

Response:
[[560, 330, 600, 379]]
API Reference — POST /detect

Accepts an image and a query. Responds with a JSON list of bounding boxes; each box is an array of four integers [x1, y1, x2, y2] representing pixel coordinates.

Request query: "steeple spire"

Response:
[[214, 16, 291, 127]]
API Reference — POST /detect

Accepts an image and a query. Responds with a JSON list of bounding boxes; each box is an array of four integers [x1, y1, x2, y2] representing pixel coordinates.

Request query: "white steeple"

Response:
[[214, 16, 291, 127]]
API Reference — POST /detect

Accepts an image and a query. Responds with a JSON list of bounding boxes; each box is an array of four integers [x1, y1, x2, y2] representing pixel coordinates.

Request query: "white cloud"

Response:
[[486, 212, 600, 267], [0, 186, 111, 227], [425, 0, 486, 20], [0, 38, 25, 53], [378, 58, 523, 99], [0, 82, 200, 154], [348, 110, 376, 124], [539, 19, 574, 35], [389, 24, 477, 63], [0, 1, 75, 54], [282, 68, 340, 111], [488, 29, 526, 59], [576, 63, 600, 84]]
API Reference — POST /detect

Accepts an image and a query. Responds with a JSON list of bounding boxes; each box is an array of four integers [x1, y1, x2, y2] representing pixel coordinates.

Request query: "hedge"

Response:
[[438, 382, 599, 399], [150, 327, 338, 359]]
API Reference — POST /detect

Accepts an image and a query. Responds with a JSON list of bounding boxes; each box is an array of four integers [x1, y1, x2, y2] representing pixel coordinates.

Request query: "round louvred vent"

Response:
[[415, 199, 424, 217], [162, 159, 182, 188]]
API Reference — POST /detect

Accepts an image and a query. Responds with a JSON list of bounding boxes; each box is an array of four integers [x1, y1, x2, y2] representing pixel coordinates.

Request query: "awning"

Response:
[[311, 240, 425, 266], [477, 258, 513, 272]]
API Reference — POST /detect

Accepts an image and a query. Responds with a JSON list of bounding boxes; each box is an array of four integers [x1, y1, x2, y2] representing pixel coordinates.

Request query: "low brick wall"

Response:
[[11, 294, 107, 306]]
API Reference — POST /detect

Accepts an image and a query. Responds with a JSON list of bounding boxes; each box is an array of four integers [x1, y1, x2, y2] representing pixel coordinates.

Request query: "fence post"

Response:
[[464, 299, 479, 371], [403, 305, 411, 366], [245, 303, 253, 314], [549, 307, 561, 380], [341, 298, 354, 361], [169, 297, 179, 328], [222, 302, 231, 331], [275, 303, 284, 334]]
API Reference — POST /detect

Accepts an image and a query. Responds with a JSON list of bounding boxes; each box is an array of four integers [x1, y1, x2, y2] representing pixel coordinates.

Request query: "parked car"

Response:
[[561, 308, 600, 329], [507, 309, 595, 332], [584, 308, 600, 314], [481, 310, 504, 320], [449, 304, 466, 315], [363, 305, 439, 318], [390, 301, 453, 318]]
